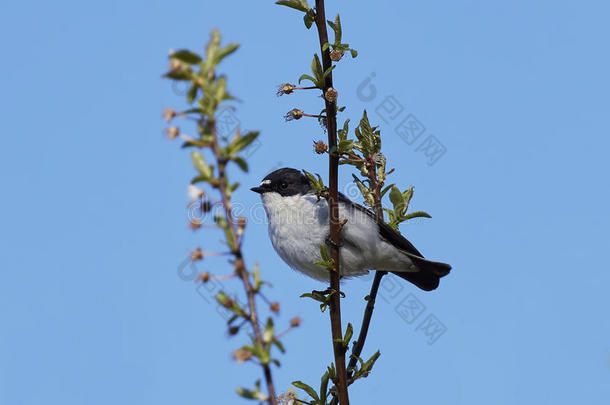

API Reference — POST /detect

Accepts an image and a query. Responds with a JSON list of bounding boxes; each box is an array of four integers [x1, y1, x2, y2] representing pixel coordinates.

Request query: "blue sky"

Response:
[[1, 0, 609, 404]]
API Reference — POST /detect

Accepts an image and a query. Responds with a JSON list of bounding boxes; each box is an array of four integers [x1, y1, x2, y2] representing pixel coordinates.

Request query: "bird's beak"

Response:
[[250, 186, 265, 194]]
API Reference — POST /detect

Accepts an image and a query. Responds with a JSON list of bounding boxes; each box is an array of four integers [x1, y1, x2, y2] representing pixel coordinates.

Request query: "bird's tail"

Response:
[[392, 256, 451, 291]]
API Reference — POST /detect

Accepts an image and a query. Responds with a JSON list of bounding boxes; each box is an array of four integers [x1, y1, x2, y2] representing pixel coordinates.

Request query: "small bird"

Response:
[[251, 168, 451, 291]]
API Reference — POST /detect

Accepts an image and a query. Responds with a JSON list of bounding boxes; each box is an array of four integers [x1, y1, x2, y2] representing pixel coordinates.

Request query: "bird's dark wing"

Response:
[[337, 192, 422, 256], [337, 192, 451, 291]]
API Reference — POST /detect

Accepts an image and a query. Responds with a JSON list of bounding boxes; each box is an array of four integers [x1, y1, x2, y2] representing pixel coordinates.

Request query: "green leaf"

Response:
[[403, 211, 432, 220], [224, 226, 236, 250], [322, 42, 330, 51], [253, 263, 261, 290], [344, 323, 353, 346], [327, 363, 336, 379], [402, 186, 414, 207], [338, 119, 350, 140], [205, 29, 221, 64], [313, 245, 334, 270], [191, 151, 213, 179], [327, 14, 342, 44], [215, 76, 227, 103], [179, 107, 204, 115], [314, 244, 334, 270], [232, 157, 248, 172], [170, 49, 202, 64], [275, 0, 310, 12], [362, 350, 381, 373], [181, 138, 212, 149], [263, 318, 274, 343], [303, 9, 315, 29], [252, 340, 271, 365], [338, 139, 354, 153], [272, 338, 285, 353], [163, 69, 191, 81], [228, 182, 240, 193], [298, 74, 319, 87], [216, 43, 239, 63], [352, 175, 375, 207], [320, 244, 330, 261], [292, 381, 319, 401], [322, 65, 335, 80], [380, 183, 395, 199], [320, 371, 330, 404], [350, 48, 358, 58], [389, 185, 405, 215], [301, 169, 325, 191], [229, 131, 259, 154], [186, 84, 198, 104], [236, 387, 268, 401], [311, 54, 323, 83]]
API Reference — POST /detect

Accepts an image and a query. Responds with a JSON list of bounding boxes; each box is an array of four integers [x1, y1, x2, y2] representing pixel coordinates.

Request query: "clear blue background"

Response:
[[1, 0, 609, 404]]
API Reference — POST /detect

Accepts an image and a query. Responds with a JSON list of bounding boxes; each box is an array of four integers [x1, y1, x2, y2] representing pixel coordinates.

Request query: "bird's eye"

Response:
[[280, 182, 288, 189]]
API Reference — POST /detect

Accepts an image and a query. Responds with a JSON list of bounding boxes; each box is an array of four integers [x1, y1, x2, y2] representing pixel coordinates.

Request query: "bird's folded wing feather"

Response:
[[336, 192, 425, 258]]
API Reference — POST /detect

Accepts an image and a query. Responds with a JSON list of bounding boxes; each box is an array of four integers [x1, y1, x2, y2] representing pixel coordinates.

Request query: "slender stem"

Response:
[[314, 2, 350, 405], [347, 161, 386, 372], [346, 271, 385, 374], [331, 158, 387, 405], [210, 120, 278, 405]]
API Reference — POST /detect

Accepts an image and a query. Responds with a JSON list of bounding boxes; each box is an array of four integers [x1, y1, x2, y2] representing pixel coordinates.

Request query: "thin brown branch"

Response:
[[347, 162, 387, 370], [332, 153, 388, 405], [210, 120, 278, 405], [314, 2, 350, 405], [346, 270, 385, 375]]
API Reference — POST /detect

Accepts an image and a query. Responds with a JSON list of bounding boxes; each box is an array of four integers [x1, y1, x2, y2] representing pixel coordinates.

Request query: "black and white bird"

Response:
[[251, 168, 451, 291]]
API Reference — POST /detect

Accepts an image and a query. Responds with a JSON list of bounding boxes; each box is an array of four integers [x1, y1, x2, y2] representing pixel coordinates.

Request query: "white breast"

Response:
[[261, 193, 413, 281]]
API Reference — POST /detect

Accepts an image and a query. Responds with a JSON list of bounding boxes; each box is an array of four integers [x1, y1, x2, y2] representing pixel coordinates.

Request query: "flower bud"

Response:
[[330, 49, 344, 61], [324, 87, 338, 102], [289, 316, 302, 328], [189, 218, 202, 230], [187, 184, 204, 201], [165, 126, 180, 140], [233, 348, 252, 363], [314, 140, 328, 154], [270, 302, 280, 313], [277, 83, 296, 96], [190, 247, 204, 261], [195, 271, 211, 283], [285, 108, 304, 121], [163, 108, 176, 122]]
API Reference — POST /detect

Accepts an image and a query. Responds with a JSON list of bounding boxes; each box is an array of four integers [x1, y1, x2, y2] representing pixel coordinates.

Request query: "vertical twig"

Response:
[[210, 121, 278, 405], [314, 1, 350, 405], [347, 157, 387, 374]]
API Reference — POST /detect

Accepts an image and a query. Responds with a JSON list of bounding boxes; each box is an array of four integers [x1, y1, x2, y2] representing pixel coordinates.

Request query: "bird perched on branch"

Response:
[[251, 168, 451, 291]]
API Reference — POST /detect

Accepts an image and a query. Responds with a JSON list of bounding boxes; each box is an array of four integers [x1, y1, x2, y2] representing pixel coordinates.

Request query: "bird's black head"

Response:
[[251, 168, 312, 197]]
